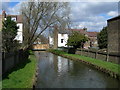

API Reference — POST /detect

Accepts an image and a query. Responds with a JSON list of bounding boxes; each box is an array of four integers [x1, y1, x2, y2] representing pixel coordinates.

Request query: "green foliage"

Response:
[[67, 31, 88, 48], [97, 27, 108, 49], [2, 51, 37, 88], [2, 16, 19, 52]]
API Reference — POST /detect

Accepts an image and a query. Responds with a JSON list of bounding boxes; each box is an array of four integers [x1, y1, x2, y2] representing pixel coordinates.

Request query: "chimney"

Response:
[[2, 10, 6, 20], [53, 24, 58, 49], [83, 27, 87, 31]]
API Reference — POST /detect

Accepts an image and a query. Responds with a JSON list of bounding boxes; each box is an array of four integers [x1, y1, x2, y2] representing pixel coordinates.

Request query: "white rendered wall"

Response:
[[15, 23, 23, 43], [58, 34, 68, 47]]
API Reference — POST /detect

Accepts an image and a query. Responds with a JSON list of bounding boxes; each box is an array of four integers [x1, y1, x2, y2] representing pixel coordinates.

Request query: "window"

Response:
[[11, 17, 16, 21], [17, 25, 19, 29], [61, 39, 64, 43], [61, 34, 64, 36]]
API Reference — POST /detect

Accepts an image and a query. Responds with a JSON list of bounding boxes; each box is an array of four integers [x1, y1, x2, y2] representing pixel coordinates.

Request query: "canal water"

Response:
[[35, 51, 119, 88]]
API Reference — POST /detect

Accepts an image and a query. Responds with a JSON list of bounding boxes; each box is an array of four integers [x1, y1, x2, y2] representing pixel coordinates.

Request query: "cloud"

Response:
[[1, 2, 23, 15], [107, 11, 118, 17], [1, 1, 119, 32], [70, 2, 118, 32]]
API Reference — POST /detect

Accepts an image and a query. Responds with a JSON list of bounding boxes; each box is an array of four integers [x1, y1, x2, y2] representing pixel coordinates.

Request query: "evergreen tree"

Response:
[[97, 27, 108, 49], [2, 16, 19, 52]]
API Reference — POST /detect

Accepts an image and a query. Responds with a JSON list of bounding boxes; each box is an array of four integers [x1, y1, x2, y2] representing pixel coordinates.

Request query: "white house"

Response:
[[49, 29, 70, 47], [58, 33, 68, 47], [14, 16, 23, 43], [1, 11, 23, 43]]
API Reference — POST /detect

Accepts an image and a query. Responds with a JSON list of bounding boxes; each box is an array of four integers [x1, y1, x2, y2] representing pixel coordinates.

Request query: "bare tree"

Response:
[[20, 1, 71, 49]]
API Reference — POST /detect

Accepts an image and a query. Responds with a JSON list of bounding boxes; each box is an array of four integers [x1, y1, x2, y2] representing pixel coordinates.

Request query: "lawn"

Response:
[[48, 49, 120, 76], [2, 50, 37, 88]]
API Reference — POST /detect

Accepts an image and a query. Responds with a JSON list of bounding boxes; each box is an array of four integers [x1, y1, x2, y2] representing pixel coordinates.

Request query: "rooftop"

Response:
[[107, 15, 120, 22], [58, 28, 99, 37]]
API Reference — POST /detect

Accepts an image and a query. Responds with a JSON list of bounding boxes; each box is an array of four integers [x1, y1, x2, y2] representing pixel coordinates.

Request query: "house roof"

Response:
[[86, 32, 98, 37], [69, 29, 98, 37], [58, 28, 98, 37], [7, 15, 23, 23], [69, 29, 86, 34], [0, 14, 23, 23], [107, 15, 120, 22]]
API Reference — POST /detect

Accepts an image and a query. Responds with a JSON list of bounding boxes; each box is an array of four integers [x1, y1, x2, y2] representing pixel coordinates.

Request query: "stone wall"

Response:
[[76, 49, 120, 64]]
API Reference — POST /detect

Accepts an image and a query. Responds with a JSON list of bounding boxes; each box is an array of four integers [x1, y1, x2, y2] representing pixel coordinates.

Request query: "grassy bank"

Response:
[[2, 50, 37, 88], [48, 49, 120, 79]]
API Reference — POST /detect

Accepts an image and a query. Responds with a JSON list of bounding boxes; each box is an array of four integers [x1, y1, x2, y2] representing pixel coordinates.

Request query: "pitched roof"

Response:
[[107, 15, 120, 22], [0, 14, 23, 23], [86, 32, 98, 37], [7, 15, 23, 23], [69, 29, 86, 34], [69, 29, 98, 37], [58, 28, 99, 37]]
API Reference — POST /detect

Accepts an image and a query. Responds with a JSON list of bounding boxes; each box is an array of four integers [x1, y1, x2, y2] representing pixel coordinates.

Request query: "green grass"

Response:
[[48, 49, 120, 76], [2, 51, 37, 88]]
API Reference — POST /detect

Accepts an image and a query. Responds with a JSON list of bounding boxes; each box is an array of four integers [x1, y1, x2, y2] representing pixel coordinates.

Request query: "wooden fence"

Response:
[[2, 49, 29, 75]]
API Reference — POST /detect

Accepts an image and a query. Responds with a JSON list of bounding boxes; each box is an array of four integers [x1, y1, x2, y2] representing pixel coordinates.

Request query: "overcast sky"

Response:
[[1, 1, 119, 32]]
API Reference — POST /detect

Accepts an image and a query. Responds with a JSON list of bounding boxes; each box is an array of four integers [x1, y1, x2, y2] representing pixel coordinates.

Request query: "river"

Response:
[[35, 51, 119, 88]]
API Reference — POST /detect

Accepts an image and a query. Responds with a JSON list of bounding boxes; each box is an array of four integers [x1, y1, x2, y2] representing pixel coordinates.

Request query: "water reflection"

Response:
[[35, 51, 119, 88], [57, 56, 73, 76]]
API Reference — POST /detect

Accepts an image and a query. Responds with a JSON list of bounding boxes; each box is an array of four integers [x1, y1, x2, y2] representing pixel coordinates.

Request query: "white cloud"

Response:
[[107, 11, 118, 17], [1, 2, 118, 32], [5, 2, 22, 15], [70, 2, 118, 32]]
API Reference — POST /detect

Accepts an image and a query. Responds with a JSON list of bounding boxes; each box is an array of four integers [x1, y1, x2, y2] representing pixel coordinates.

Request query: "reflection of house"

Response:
[[107, 15, 120, 53], [1, 11, 23, 43]]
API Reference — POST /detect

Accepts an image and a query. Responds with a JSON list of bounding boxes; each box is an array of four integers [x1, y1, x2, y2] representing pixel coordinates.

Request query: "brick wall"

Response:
[[107, 16, 120, 53]]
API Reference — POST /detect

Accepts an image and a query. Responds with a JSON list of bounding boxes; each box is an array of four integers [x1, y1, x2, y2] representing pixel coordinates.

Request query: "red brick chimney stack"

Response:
[[2, 10, 6, 18]]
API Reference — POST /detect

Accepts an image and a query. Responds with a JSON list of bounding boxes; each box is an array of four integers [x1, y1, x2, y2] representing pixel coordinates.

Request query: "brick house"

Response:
[[70, 29, 99, 49]]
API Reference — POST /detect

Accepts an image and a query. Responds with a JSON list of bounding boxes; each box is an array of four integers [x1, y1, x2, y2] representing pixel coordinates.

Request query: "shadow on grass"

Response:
[[2, 58, 31, 80]]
